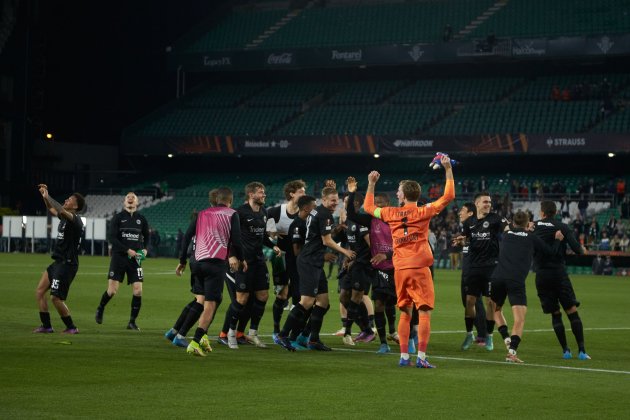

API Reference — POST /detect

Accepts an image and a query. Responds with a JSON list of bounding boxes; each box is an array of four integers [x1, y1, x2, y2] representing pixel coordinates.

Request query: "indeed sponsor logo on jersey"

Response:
[[471, 232, 491, 239], [249, 226, 266, 234], [537, 221, 555, 227], [392, 139, 434, 148], [395, 232, 419, 245], [508, 230, 528, 237], [122, 232, 140, 240]]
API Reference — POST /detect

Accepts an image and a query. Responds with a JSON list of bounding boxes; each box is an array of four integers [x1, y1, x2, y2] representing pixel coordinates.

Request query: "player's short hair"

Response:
[[283, 179, 306, 201], [513, 210, 530, 228], [474, 191, 490, 201], [72, 193, 86, 213], [399, 180, 421, 202], [461, 202, 475, 213], [70, 192, 85, 213], [245, 182, 265, 196], [321, 186, 337, 198], [375, 192, 390, 206], [209, 189, 218, 206], [297, 195, 316, 210], [540, 200, 557, 217], [215, 187, 233, 205]]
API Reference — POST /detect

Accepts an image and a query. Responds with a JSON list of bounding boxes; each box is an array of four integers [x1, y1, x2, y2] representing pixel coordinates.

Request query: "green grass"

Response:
[[1, 253, 629, 418]]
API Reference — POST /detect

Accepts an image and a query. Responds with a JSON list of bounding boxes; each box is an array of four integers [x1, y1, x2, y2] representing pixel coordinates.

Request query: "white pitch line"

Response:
[[314, 327, 630, 336], [329, 346, 630, 375]]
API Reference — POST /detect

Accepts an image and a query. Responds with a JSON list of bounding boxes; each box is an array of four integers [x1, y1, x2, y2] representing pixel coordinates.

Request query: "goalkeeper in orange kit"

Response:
[[363, 155, 454, 368]]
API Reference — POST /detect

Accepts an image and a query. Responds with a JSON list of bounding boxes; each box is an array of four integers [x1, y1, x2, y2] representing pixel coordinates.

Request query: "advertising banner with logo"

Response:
[[234, 135, 377, 155]]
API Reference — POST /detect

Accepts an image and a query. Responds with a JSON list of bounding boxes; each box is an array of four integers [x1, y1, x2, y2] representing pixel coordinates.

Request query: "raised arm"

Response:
[[38, 184, 74, 221], [430, 155, 455, 213], [363, 171, 382, 218]]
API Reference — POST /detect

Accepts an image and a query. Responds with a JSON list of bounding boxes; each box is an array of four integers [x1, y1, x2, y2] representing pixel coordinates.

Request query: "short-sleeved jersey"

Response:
[[298, 204, 334, 267], [492, 228, 560, 282], [52, 214, 85, 265], [364, 180, 455, 270], [345, 219, 371, 265], [109, 210, 150, 257], [533, 217, 584, 270], [289, 217, 307, 250], [267, 204, 297, 257], [237, 203, 269, 262], [462, 212, 509, 268]]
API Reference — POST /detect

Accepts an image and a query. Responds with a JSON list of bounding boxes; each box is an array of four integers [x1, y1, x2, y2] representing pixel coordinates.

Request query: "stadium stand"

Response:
[[83, 195, 160, 218]]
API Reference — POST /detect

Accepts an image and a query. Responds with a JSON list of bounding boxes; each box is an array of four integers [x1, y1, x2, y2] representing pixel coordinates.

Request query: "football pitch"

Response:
[[1, 253, 629, 419]]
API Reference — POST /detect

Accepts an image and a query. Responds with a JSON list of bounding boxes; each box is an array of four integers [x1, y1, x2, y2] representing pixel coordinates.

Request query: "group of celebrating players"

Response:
[[33, 152, 591, 367]]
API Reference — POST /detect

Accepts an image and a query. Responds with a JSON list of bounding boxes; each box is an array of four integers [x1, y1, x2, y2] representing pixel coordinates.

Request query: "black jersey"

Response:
[[461, 244, 470, 275], [298, 204, 334, 268], [237, 203, 274, 262], [533, 217, 584, 270], [52, 214, 84, 265], [290, 217, 307, 250], [345, 219, 371, 265], [492, 228, 560, 282], [463, 212, 509, 268], [109, 210, 150, 257], [267, 204, 298, 258]]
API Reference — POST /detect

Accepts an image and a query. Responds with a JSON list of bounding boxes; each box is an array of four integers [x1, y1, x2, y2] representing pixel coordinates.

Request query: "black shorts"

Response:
[[197, 260, 226, 301], [338, 267, 351, 291], [47, 262, 78, 301], [348, 262, 375, 294], [108, 254, 143, 284], [464, 266, 495, 297], [489, 277, 527, 307], [371, 269, 396, 301], [224, 271, 238, 303], [189, 262, 204, 295], [535, 269, 580, 314], [235, 260, 269, 293], [297, 261, 328, 298]]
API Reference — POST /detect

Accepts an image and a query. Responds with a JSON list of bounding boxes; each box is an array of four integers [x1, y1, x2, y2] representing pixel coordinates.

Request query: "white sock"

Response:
[[509, 348, 517, 356], [249, 329, 257, 336], [401, 353, 409, 360], [228, 328, 236, 337], [176, 333, 185, 339], [418, 351, 426, 361]]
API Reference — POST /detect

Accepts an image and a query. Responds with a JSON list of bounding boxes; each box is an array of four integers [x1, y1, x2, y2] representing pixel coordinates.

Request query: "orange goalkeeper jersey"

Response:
[[364, 180, 455, 270]]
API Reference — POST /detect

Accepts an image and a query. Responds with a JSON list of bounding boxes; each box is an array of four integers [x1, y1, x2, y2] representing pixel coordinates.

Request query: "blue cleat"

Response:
[[276, 336, 296, 352], [416, 358, 436, 368], [296, 334, 309, 348], [399, 357, 412, 367], [578, 351, 591, 360], [172, 335, 189, 348], [461, 333, 474, 350], [272, 333, 281, 345], [290, 340, 309, 351], [485, 334, 494, 351], [377, 343, 391, 354], [217, 336, 229, 346], [408, 338, 416, 355], [563, 349, 573, 359], [164, 329, 177, 342]]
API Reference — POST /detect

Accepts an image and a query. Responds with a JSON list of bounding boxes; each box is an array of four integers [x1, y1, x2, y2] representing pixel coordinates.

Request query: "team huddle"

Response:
[[33, 154, 591, 367]]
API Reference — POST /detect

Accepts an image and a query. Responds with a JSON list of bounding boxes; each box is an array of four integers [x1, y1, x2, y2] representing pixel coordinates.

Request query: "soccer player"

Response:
[[33, 184, 85, 334], [180, 187, 245, 356], [221, 182, 280, 349], [455, 202, 488, 349], [266, 180, 306, 341], [338, 191, 376, 346], [164, 190, 218, 348], [276, 184, 356, 351], [454, 191, 509, 351], [533, 200, 590, 360], [345, 176, 395, 353], [95, 192, 150, 330], [363, 154, 455, 368], [279, 194, 317, 348], [489, 211, 563, 363]]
